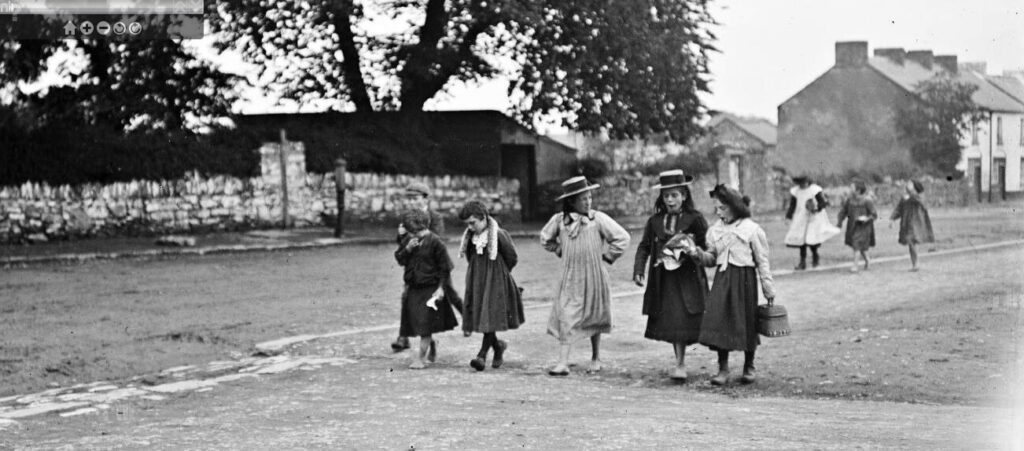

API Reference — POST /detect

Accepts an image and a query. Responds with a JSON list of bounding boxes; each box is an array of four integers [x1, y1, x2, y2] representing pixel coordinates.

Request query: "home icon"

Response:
[[63, 21, 76, 37]]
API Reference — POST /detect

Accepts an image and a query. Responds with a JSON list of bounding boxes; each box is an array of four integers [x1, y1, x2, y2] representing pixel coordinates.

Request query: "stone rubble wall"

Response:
[[0, 141, 520, 244]]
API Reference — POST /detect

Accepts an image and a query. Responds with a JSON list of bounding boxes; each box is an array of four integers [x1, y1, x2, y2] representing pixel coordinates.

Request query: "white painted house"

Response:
[[959, 67, 1024, 201]]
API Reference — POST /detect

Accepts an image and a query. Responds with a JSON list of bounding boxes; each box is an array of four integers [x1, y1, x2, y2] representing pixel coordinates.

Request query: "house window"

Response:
[[996, 116, 1003, 145], [972, 121, 979, 145], [1019, 118, 1023, 146]]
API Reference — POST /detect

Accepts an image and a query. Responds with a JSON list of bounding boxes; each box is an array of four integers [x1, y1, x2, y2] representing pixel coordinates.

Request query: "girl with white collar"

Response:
[[685, 185, 776, 385], [457, 200, 525, 371]]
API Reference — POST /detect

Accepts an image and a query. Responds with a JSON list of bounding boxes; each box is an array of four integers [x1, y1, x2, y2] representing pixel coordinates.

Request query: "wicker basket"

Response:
[[757, 304, 791, 337]]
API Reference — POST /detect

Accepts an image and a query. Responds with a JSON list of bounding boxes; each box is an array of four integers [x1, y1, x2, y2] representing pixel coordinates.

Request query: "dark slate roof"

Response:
[[868, 57, 1024, 113], [708, 113, 777, 145]]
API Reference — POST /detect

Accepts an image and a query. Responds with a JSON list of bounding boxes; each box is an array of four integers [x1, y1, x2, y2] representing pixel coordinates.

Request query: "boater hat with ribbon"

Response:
[[555, 176, 601, 201], [651, 169, 694, 190]]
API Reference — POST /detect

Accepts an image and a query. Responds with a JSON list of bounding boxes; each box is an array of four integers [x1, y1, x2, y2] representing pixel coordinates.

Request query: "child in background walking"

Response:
[[394, 209, 459, 369], [890, 180, 934, 271], [457, 200, 525, 371], [837, 180, 878, 272]]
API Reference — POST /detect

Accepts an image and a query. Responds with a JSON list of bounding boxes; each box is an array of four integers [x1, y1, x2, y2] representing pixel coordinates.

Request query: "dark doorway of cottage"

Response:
[[500, 144, 537, 221]]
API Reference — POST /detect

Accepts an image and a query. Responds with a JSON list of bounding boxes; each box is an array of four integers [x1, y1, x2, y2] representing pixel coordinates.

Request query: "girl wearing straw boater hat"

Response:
[[632, 169, 709, 382], [683, 184, 776, 385], [540, 176, 630, 376]]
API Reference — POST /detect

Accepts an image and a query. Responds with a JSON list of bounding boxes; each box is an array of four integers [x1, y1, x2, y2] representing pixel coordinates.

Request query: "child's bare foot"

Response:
[[548, 363, 570, 376], [670, 367, 688, 381], [909, 267, 920, 272], [409, 360, 426, 369], [849, 265, 859, 273], [586, 360, 603, 373]]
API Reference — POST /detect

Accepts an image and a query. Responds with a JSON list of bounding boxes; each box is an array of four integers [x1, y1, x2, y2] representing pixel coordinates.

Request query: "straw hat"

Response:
[[555, 176, 601, 201], [651, 169, 694, 190]]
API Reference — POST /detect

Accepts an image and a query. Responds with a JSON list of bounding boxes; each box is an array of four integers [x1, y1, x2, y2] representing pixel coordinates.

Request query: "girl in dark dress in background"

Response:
[[633, 170, 709, 382], [837, 180, 878, 272], [890, 180, 935, 272], [457, 200, 525, 371], [394, 209, 459, 369]]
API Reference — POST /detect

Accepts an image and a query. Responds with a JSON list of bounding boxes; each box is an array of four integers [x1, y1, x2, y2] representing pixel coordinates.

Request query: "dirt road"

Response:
[[2, 243, 1022, 449]]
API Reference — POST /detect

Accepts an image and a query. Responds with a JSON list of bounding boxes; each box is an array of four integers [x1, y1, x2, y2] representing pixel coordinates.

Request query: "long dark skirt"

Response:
[[643, 266, 704, 344], [698, 265, 760, 352], [400, 284, 459, 337]]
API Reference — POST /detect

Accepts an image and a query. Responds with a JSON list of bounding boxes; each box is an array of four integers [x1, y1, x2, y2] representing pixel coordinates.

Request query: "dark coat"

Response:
[[891, 195, 934, 245], [633, 211, 710, 316]]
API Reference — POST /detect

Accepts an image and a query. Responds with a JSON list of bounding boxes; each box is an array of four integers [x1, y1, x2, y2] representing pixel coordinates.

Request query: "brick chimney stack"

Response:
[[873, 48, 906, 65], [906, 50, 934, 69], [835, 41, 868, 68], [934, 55, 958, 73]]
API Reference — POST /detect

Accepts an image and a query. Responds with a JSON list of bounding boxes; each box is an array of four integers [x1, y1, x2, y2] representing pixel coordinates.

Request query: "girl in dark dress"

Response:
[[457, 200, 525, 371], [890, 180, 935, 271], [632, 170, 709, 382], [686, 185, 776, 385], [394, 209, 459, 369], [837, 180, 878, 272]]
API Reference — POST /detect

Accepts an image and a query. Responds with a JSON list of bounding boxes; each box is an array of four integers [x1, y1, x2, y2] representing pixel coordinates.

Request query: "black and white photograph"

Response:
[[1, 0, 1022, 448]]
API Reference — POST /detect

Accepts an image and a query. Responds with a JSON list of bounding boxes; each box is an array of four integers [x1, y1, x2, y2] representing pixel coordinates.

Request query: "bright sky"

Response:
[[215, 0, 1024, 130]]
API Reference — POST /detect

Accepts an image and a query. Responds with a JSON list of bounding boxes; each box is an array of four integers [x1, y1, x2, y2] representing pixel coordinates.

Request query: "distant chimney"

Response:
[[835, 41, 868, 68], [960, 62, 987, 74], [873, 48, 906, 65], [934, 55, 958, 73], [906, 50, 934, 69]]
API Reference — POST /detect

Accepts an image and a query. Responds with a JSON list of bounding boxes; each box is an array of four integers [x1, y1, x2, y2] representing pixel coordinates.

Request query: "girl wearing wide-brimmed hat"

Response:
[[540, 176, 630, 376], [632, 170, 709, 382], [684, 185, 776, 385]]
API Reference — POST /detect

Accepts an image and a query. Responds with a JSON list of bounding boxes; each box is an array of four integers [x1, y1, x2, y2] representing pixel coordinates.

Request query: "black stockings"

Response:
[[717, 350, 756, 372], [478, 332, 497, 358]]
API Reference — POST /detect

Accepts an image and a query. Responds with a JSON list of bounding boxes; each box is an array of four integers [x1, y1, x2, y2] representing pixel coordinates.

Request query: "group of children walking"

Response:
[[390, 171, 933, 383]]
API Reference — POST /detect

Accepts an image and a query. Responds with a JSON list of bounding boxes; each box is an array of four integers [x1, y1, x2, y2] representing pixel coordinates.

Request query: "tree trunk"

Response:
[[332, 1, 373, 112]]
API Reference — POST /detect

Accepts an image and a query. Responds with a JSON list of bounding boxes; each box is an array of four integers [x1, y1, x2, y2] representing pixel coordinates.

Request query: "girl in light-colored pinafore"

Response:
[[540, 176, 630, 377]]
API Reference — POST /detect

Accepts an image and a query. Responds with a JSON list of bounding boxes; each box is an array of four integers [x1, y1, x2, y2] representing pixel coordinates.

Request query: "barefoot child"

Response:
[[632, 170, 709, 382], [394, 209, 459, 369], [837, 180, 877, 272], [890, 180, 934, 271], [457, 200, 525, 371], [541, 176, 630, 376]]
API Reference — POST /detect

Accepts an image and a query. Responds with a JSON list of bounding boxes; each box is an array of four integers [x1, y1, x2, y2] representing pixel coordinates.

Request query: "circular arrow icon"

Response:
[[128, 22, 142, 35], [113, 22, 126, 35]]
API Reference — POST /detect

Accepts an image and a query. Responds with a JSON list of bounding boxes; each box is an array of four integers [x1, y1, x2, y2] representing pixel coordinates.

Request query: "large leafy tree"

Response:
[[2, 39, 239, 132], [896, 74, 982, 176], [1, 38, 243, 184], [211, 0, 716, 141]]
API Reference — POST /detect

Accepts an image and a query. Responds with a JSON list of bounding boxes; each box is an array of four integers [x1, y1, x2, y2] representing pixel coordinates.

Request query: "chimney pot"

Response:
[[873, 48, 906, 65], [835, 41, 868, 68], [906, 50, 934, 69], [934, 55, 958, 73]]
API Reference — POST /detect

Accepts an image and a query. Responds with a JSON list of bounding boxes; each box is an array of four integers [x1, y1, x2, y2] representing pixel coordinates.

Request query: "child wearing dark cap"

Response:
[[890, 180, 934, 272], [394, 209, 459, 369]]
